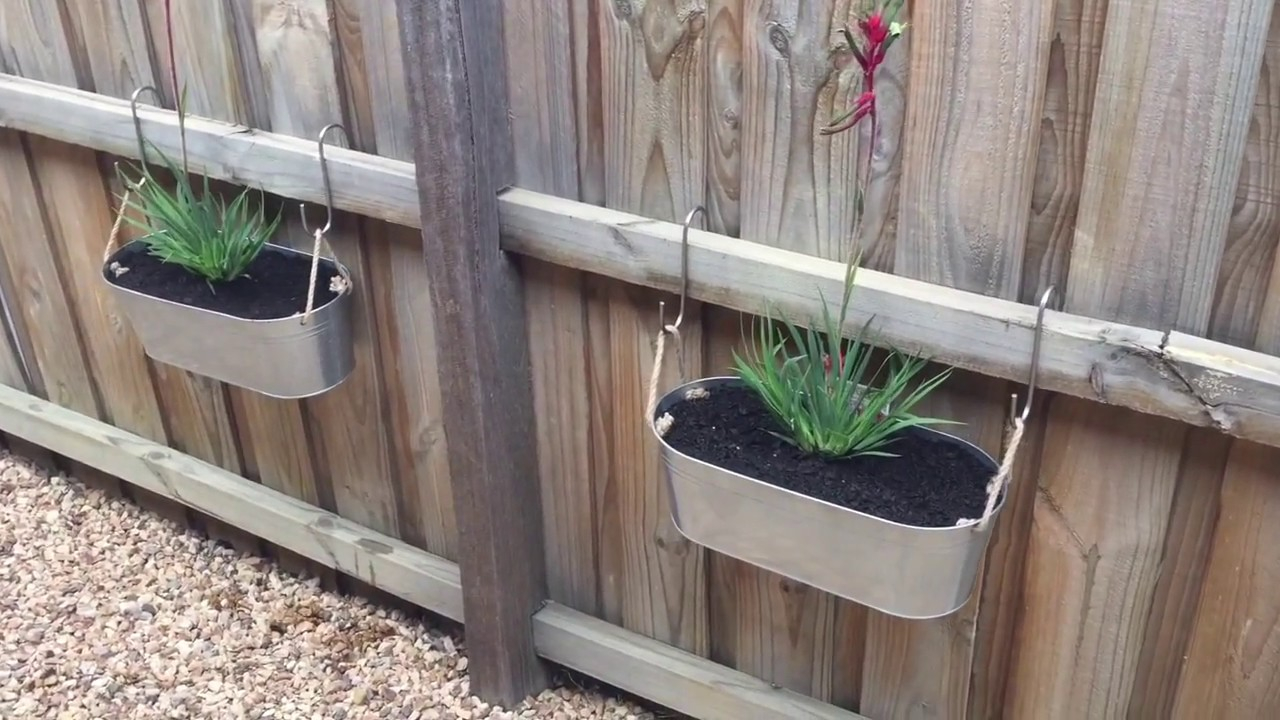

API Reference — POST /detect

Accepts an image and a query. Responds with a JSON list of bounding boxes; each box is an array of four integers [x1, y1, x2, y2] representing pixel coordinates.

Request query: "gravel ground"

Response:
[[0, 452, 656, 719]]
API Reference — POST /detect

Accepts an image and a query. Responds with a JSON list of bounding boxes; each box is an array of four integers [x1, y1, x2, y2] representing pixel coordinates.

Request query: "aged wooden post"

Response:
[[392, 0, 550, 704]]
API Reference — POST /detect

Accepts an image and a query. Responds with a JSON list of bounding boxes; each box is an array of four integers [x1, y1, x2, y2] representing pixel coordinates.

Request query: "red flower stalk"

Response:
[[821, 2, 904, 139], [163, 0, 189, 174], [822, 350, 849, 376]]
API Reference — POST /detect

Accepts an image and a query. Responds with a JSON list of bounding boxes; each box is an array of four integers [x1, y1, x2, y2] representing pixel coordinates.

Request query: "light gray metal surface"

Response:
[[655, 376, 1002, 619], [104, 242, 355, 399]]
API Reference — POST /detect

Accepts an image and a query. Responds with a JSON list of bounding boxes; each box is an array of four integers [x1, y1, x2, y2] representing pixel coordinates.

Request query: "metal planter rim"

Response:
[[652, 375, 1003, 618], [103, 241, 350, 323], [101, 240, 356, 399], [654, 376, 1003, 530]]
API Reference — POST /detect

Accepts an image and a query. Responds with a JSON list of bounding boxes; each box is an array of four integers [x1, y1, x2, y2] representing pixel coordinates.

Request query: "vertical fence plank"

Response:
[[1007, 0, 1273, 716], [155, 0, 335, 578], [355, 0, 458, 559], [242, 0, 399, 536], [967, 1, 1107, 717], [1018, 0, 1107, 305], [567, 0, 620, 628], [596, 0, 708, 655], [860, 0, 1054, 717], [715, 1, 864, 707], [394, 0, 550, 702], [501, 0, 599, 616], [739, 0, 859, 260], [64, 0, 258, 548], [0, 133, 97, 418], [1170, 13, 1280, 719], [0, 2, 140, 494]]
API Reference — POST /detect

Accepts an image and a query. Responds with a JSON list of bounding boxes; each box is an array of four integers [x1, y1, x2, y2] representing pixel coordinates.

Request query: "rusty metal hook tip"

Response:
[[1017, 285, 1056, 423], [300, 123, 350, 236], [129, 86, 162, 166], [659, 205, 706, 334]]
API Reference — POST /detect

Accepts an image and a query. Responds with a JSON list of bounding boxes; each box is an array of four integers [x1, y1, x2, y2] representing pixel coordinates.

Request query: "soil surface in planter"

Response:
[[662, 384, 993, 527], [106, 244, 340, 321]]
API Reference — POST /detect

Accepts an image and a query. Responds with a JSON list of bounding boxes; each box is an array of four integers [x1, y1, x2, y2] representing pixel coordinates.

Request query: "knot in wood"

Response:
[[766, 22, 790, 57]]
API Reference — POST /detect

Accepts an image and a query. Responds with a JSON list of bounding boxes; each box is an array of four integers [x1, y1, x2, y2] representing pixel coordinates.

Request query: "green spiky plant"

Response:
[[732, 0, 955, 459], [113, 0, 279, 285], [732, 260, 956, 458], [116, 152, 279, 284]]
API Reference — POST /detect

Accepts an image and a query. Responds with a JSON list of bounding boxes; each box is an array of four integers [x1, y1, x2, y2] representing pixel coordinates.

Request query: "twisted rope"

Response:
[[301, 228, 353, 326], [105, 178, 147, 264], [970, 414, 1027, 530], [645, 324, 682, 436]]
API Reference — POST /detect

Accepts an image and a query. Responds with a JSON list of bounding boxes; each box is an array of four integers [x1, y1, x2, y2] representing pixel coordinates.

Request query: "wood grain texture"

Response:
[[0, 132, 97, 417], [1169, 14, 1280, 718], [62, 0, 155, 97], [140, 0, 247, 116], [1019, 0, 1107, 304], [597, 0, 708, 655], [246, 0, 399, 536], [895, 0, 1053, 298], [358, 0, 457, 558], [18, 80, 1280, 443], [1008, 0, 1275, 716], [71, 0, 257, 546], [1130, 20, 1280, 716], [171, 1, 329, 579], [739, 0, 858, 260], [712, 0, 863, 707], [23, 136, 167, 443], [1171, 440, 1280, 719], [501, 0, 598, 616], [864, 0, 1053, 714], [395, 0, 549, 702], [969, 1, 1108, 715], [535, 602, 869, 720]]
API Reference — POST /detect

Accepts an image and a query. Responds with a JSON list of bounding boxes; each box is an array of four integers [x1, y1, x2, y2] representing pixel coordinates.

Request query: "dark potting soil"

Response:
[[661, 384, 995, 528], [105, 243, 340, 320]]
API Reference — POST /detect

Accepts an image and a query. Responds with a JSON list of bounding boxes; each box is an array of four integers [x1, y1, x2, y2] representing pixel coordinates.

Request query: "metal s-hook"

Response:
[[300, 123, 351, 235], [659, 205, 706, 334], [130, 86, 162, 165], [1014, 285, 1056, 423]]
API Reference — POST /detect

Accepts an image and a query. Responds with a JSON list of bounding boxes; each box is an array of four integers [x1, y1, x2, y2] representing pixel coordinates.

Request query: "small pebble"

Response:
[[0, 452, 659, 719]]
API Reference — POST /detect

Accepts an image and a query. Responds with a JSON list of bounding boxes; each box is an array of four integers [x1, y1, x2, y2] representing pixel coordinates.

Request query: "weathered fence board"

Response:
[[4, 1, 1280, 716], [1007, 0, 1274, 717], [596, 0, 709, 655]]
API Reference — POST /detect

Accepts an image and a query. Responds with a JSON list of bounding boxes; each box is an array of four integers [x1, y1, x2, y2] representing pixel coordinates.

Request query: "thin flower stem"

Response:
[[163, 0, 188, 175]]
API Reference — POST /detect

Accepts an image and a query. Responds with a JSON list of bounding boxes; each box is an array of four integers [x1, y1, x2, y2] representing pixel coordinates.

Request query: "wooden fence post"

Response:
[[392, 0, 550, 705]]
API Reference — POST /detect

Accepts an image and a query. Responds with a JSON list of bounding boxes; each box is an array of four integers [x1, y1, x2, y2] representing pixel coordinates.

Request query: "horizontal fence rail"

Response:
[[4, 74, 1279, 446], [0, 383, 863, 720]]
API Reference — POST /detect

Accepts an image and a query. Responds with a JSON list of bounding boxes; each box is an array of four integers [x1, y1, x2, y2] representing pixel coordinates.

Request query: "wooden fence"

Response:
[[1, 1, 1279, 718]]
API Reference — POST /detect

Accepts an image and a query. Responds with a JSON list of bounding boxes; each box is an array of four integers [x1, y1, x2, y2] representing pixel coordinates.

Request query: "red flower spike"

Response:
[[862, 12, 889, 45]]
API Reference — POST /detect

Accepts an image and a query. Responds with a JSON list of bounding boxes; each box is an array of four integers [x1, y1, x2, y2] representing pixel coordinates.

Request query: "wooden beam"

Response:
[[535, 602, 866, 720], [392, 0, 548, 705], [0, 381, 863, 720], [0, 382, 464, 619], [6, 74, 1280, 447], [499, 190, 1280, 447]]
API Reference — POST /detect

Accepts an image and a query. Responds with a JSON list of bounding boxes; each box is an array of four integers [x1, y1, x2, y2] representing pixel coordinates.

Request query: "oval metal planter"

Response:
[[653, 376, 1002, 619], [102, 241, 355, 399]]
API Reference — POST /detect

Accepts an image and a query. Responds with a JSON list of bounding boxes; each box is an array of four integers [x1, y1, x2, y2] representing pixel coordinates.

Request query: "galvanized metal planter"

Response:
[[102, 241, 355, 399], [653, 376, 1001, 619]]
